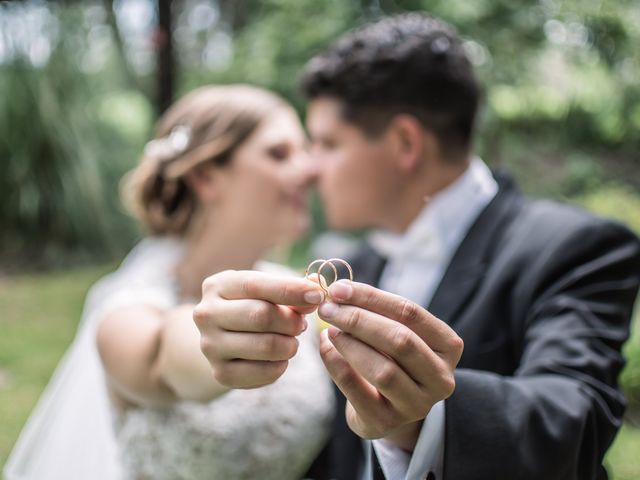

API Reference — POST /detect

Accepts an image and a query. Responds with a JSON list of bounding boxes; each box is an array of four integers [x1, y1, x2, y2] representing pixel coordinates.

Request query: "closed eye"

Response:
[[267, 144, 290, 162]]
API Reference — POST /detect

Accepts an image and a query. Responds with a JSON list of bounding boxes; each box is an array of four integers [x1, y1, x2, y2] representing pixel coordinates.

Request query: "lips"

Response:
[[289, 190, 308, 211]]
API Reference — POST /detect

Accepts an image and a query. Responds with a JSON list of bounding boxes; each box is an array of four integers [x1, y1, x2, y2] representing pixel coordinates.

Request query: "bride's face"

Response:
[[213, 107, 316, 246]]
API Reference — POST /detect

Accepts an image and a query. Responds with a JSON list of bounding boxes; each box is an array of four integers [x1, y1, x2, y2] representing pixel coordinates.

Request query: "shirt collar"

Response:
[[368, 157, 498, 261]]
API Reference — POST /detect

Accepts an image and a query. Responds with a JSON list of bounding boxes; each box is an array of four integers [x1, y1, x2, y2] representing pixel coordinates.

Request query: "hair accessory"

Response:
[[144, 125, 192, 161], [431, 36, 451, 55], [305, 258, 354, 299]]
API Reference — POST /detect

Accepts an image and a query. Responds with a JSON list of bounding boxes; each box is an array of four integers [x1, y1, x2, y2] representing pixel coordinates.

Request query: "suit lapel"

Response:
[[427, 172, 522, 326], [348, 241, 387, 285], [347, 173, 522, 326]]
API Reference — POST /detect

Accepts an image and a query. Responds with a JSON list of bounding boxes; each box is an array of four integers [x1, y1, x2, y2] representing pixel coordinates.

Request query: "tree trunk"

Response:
[[157, 0, 174, 116]]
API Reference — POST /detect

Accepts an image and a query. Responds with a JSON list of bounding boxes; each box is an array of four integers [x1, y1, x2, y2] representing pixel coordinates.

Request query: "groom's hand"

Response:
[[193, 270, 324, 389], [317, 280, 463, 451]]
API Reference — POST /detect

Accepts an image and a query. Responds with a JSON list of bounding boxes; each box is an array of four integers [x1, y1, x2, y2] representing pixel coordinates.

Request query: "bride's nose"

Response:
[[291, 149, 320, 185]]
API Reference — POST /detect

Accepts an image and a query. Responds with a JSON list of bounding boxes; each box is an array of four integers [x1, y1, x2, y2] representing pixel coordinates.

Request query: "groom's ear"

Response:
[[183, 164, 220, 204], [387, 114, 437, 173]]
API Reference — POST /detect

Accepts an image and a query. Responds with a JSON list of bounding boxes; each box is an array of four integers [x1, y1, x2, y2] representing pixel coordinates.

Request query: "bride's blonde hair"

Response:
[[122, 84, 287, 235]]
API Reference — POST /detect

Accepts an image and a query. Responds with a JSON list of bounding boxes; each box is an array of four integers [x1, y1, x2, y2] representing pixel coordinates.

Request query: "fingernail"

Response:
[[301, 319, 308, 332], [318, 301, 338, 320], [304, 289, 324, 304], [329, 280, 352, 301]]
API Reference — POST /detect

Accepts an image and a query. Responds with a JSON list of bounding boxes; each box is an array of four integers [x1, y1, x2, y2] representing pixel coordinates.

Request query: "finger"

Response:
[[204, 270, 325, 308], [213, 359, 289, 389], [326, 327, 429, 415], [289, 304, 320, 316], [213, 331, 299, 361], [318, 302, 446, 385], [205, 299, 307, 336], [327, 280, 460, 357], [306, 272, 329, 292], [319, 330, 389, 437], [290, 273, 328, 315]]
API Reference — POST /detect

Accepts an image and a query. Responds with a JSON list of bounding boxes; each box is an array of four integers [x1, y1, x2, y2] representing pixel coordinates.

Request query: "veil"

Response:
[[4, 238, 183, 480]]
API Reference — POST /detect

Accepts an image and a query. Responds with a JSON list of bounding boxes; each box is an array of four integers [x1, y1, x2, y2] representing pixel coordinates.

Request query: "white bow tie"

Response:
[[369, 225, 443, 263]]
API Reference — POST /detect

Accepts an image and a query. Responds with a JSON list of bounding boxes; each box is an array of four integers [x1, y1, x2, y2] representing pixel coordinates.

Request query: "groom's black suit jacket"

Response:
[[306, 173, 640, 480]]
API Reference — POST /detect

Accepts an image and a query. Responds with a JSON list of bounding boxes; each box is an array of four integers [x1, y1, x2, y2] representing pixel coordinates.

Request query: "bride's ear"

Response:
[[183, 164, 220, 204]]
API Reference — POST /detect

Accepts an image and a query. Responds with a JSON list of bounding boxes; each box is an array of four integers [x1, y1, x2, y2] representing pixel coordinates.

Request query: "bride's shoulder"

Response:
[[83, 237, 184, 320]]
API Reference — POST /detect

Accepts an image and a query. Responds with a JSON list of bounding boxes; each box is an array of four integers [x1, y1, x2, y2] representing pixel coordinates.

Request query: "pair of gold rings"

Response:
[[304, 258, 354, 298]]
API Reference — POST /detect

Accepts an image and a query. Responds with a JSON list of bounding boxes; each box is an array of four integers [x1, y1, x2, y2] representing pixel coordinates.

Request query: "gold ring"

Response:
[[318, 258, 354, 300], [318, 258, 353, 284], [305, 259, 338, 296]]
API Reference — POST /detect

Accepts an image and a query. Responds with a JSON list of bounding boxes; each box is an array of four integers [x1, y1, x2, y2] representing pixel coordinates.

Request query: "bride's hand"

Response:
[[193, 270, 325, 389]]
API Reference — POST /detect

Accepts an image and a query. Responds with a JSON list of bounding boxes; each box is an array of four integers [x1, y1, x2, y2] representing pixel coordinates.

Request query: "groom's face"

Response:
[[306, 97, 404, 231]]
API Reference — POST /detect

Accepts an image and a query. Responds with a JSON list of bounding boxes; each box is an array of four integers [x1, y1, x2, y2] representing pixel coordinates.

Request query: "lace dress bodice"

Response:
[[93, 238, 335, 480], [116, 327, 333, 480]]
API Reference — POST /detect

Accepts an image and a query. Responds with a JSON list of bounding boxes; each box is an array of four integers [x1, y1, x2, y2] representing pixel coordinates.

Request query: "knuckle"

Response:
[[249, 303, 271, 328], [192, 304, 208, 328], [199, 336, 217, 360], [240, 274, 256, 298], [363, 286, 381, 310], [334, 367, 356, 390], [374, 363, 398, 390], [450, 335, 464, 357], [439, 371, 456, 398], [279, 281, 292, 302], [399, 299, 421, 325], [263, 333, 279, 354], [261, 334, 291, 359], [201, 275, 217, 294], [345, 307, 362, 331], [391, 326, 415, 356]]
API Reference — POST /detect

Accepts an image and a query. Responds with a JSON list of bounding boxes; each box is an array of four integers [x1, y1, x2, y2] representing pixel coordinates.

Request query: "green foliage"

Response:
[[574, 184, 640, 413], [181, 0, 363, 107], [621, 331, 640, 412], [0, 3, 152, 267], [575, 183, 640, 235], [1, 0, 639, 265], [606, 422, 640, 480]]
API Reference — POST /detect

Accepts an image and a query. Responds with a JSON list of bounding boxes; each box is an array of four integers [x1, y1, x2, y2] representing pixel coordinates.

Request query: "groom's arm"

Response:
[[372, 218, 640, 480], [440, 220, 640, 480]]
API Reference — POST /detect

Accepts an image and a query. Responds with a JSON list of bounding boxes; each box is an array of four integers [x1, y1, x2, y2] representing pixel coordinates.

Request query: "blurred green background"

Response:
[[1, 0, 639, 477]]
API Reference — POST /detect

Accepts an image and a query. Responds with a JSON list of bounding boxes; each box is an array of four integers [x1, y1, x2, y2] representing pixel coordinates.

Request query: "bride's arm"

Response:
[[97, 304, 229, 408]]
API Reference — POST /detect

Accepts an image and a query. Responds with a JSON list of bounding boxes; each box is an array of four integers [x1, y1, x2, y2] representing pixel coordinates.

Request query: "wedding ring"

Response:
[[318, 258, 353, 284], [305, 259, 338, 296], [304, 258, 354, 299]]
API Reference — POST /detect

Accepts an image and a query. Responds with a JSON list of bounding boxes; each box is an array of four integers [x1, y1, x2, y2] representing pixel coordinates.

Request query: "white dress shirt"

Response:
[[366, 157, 498, 480]]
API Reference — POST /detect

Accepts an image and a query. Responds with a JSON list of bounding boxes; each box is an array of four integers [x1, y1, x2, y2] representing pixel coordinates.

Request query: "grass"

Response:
[[0, 264, 639, 478], [0, 263, 114, 468]]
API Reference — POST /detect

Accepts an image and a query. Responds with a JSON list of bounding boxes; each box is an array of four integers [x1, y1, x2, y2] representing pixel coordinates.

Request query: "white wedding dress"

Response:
[[4, 237, 335, 480]]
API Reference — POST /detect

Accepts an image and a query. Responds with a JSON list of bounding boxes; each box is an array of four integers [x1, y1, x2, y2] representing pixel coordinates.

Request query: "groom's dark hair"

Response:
[[301, 13, 481, 159]]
